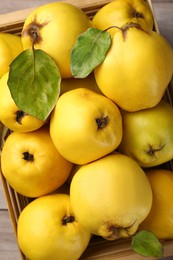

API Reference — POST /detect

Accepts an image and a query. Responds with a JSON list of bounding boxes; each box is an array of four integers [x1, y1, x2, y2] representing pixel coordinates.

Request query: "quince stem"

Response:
[[103, 22, 149, 41]]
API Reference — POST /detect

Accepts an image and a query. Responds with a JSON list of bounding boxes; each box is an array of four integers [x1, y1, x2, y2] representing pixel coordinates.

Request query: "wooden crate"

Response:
[[0, 0, 173, 259]]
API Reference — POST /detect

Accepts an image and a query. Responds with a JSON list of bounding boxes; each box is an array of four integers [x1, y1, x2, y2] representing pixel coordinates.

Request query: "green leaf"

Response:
[[70, 27, 111, 78], [8, 49, 61, 121], [131, 230, 164, 258]]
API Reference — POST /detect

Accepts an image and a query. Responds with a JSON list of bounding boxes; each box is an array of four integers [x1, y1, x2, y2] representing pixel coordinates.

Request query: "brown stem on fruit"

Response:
[[22, 17, 49, 48], [104, 22, 150, 41], [145, 144, 165, 157], [103, 25, 122, 33], [16, 110, 26, 125], [62, 215, 75, 225], [30, 26, 40, 47], [22, 151, 34, 161], [96, 116, 108, 130], [121, 22, 147, 40]]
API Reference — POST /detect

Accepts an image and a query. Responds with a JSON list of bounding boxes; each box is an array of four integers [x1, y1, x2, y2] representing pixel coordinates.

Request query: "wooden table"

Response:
[[0, 0, 173, 259]]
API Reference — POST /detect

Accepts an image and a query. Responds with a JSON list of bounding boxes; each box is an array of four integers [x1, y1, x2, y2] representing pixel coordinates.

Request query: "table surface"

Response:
[[0, 0, 173, 259]]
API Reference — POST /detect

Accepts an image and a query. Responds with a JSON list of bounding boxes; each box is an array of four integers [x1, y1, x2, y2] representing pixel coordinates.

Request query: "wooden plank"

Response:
[[0, 180, 8, 209], [151, 2, 173, 47], [0, 210, 21, 260]]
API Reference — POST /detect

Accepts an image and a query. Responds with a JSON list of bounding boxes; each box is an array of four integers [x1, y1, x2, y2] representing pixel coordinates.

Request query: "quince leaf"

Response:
[[131, 230, 164, 258], [8, 48, 61, 121], [70, 27, 111, 78]]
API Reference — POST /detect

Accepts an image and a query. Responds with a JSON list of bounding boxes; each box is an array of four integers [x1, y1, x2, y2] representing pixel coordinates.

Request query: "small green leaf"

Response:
[[131, 230, 164, 258], [70, 27, 111, 78], [8, 48, 61, 121]]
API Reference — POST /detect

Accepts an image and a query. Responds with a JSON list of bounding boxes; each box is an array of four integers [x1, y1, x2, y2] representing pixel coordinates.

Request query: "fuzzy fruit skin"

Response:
[[70, 152, 152, 240], [92, 0, 154, 36], [0, 72, 45, 132], [17, 193, 91, 260], [21, 2, 92, 78], [94, 26, 173, 112], [0, 33, 23, 78], [118, 100, 173, 167], [1, 125, 73, 197], [138, 169, 173, 240], [50, 88, 122, 165]]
